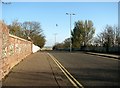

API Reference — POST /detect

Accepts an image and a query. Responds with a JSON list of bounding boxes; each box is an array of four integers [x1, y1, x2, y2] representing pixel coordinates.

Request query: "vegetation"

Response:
[[53, 20, 119, 53], [53, 20, 95, 50], [8, 20, 46, 48], [72, 20, 95, 48], [94, 25, 120, 52], [53, 38, 70, 50]]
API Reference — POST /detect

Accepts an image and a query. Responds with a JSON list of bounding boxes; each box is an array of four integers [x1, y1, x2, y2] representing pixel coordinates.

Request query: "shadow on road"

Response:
[[67, 67, 119, 86]]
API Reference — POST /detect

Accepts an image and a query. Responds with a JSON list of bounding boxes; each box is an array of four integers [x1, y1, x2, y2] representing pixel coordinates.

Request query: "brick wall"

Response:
[[0, 21, 32, 80]]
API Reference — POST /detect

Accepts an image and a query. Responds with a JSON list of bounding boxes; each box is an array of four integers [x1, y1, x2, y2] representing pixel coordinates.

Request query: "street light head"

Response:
[[72, 13, 75, 15], [66, 13, 75, 15], [56, 24, 58, 26], [2, 2, 11, 4], [66, 13, 69, 15]]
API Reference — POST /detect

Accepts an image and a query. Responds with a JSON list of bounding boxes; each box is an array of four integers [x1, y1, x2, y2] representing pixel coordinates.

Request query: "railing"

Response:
[[0, 21, 32, 80]]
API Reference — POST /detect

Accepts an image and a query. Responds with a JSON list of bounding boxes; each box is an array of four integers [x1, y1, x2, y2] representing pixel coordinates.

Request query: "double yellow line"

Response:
[[47, 53, 84, 88]]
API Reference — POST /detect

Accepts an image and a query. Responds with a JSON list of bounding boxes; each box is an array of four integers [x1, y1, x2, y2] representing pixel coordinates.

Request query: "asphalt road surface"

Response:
[[49, 51, 120, 87]]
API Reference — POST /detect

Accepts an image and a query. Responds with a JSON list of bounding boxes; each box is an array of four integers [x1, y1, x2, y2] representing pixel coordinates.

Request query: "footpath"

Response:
[[85, 52, 120, 60], [2, 52, 73, 87]]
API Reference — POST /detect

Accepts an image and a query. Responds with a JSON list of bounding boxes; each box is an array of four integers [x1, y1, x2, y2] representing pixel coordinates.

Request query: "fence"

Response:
[[0, 21, 32, 80], [81, 46, 120, 54]]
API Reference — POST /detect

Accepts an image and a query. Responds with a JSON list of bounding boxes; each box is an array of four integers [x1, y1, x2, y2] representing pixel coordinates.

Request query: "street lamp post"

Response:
[[54, 33, 57, 45], [66, 13, 75, 52], [54, 24, 58, 45]]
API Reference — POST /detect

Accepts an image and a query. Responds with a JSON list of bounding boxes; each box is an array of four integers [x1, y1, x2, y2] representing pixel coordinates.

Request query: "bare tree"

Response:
[[94, 25, 119, 52]]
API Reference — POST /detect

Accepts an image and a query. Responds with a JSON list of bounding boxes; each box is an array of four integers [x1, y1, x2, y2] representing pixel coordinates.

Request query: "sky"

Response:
[[1, 1, 118, 47]]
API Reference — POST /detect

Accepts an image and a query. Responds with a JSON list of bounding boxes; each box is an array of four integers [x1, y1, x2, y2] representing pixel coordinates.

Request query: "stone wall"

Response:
[[0, 21, 2, 81], [0, 21, 32, 80]]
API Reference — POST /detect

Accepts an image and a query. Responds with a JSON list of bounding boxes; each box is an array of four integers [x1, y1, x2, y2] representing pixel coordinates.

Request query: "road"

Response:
[[49, 51, 119, 87]]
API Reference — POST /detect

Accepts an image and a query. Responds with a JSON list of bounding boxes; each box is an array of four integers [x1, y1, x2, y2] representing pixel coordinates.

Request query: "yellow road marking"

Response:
[[47, 53, 84, 88]]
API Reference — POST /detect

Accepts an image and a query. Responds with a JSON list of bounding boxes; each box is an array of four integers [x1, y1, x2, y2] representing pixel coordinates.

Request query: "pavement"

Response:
[[85, 52, 120, 60], [2, 52, 73, 87]]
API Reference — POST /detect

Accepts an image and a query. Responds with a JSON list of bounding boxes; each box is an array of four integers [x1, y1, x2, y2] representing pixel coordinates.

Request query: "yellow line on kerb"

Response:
[[47, 53, 84, 88]]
